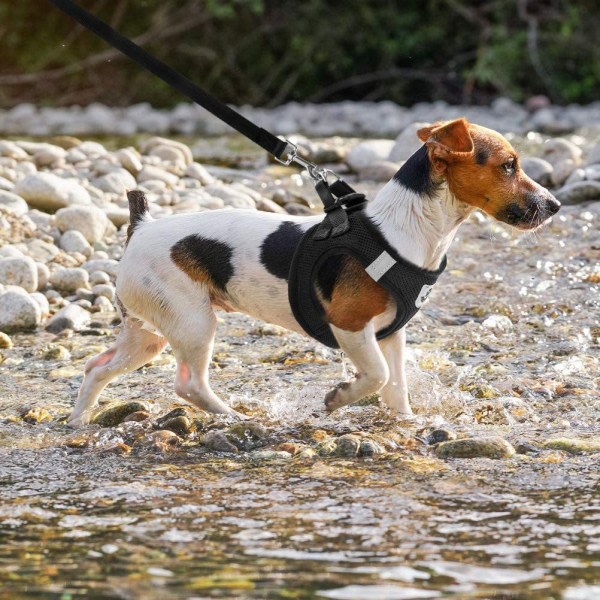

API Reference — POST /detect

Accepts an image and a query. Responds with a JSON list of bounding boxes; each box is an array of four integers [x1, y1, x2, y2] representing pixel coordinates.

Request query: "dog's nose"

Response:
[[546, 195, 561, 215]]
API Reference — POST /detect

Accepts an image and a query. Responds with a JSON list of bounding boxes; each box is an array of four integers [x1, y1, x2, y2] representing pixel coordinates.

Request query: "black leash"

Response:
[[47, 0, 364, 234]]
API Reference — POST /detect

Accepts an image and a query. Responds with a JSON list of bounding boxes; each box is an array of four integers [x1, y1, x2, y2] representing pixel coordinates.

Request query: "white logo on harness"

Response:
[[415, 284, 433, 308]]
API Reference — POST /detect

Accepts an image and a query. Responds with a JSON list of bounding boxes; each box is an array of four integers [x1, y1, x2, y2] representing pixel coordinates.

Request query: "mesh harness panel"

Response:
[[288, 209, 447, 349]]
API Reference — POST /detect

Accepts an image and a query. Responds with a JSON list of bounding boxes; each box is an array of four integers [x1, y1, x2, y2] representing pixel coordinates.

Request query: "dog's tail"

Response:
[[126, 190, 149, 245]]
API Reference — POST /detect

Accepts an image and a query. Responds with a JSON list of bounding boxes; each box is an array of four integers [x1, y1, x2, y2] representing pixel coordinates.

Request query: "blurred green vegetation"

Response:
[[0, 0, 598, 107]]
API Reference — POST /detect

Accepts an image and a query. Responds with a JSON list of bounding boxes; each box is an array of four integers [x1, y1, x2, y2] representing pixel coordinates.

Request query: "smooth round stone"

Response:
[[94, 169, 137, 195], [0, 141, 28, 159], [82, 259, 118, 278], [542, 437, 600, 454], [346, 139, 395, 171], [203, 430, 239, 453], [482, 314, 513, 334], [556, 181, 600, 205], [0, 191, 29, 216], [92, 401, 151, 427], [25, 239, 59, 263], [60, 230, 92, 256], [0, 331, 13, 348], [0, 256, 38, 292], [55, 205, 113, 244], [185, 162, 215, 185], [520, 157, 553, 186], [0, 290, 42, 332], [0, 246, 24, 259], [389, 122, 429, 162], [33, 144, 67, 167], [141, 136, 193, 165], [91, 283, 115, 301], [334, 434, 362, 457], [93, 296, 114, 312], [137, 165, 179, 187], [115, 147, 143, 174], [203, 184, 255, 209], [89, 270, 110, 285], [30, 292, 50, 317], [45, 303, 91, 333], [435, 437, 515, 459], [358, 160, 401, 182], [542, 137, 582, 167], [50, 267, 89, 292], [14, 172, 91, 212], [551, 158, 577, 187]]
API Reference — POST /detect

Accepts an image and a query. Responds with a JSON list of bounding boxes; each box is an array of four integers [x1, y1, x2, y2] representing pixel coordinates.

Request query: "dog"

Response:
[[68, 118, 560, 427]]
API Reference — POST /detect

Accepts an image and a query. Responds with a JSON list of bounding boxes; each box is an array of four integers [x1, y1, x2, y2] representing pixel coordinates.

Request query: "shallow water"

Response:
[[1, 137, 599, 598]]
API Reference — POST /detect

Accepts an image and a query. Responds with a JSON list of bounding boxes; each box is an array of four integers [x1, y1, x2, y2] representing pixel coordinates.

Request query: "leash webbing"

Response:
[[47, 0, 288, 160]]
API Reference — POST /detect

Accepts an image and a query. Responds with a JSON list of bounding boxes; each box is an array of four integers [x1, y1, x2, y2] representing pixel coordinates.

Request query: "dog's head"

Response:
[[417, 118, 560, 230]]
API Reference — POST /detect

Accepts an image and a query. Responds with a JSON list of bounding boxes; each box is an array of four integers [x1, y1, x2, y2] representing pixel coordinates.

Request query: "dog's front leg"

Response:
[[324, 322, 389, 412], [378, 327, 412, 415]]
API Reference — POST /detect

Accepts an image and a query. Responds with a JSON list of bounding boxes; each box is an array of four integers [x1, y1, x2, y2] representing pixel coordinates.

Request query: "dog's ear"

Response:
[[417, 118, 474, 174]]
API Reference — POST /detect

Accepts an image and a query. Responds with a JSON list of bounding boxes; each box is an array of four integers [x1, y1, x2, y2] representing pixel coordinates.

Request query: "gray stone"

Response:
[[556, 181, 600, 205], [358, 160, 401, 182], [203, 184, 255, 209], [565, 168, 586, 185], [50, 267, 89, 292], [551, 158, 577, 187], [36, 262, 49, 289], [542, 137, 582, 167], [334, 434, 362, 458], [115, 147, 143, 174], [346, 140, 395, 171], [203, 430, 239, 453], [82, 259, 119, 278], [185, 162, 216, 185], [520, 157, 553, 186], [141, 137, 193, 165], [55, 205, 113, 243], [0, 290, 41, 332], [45, 303, 91, 333], [0, 256, 38, 292], [584, 164, 600, 181], [25, 239, 59, 263], [14, 173, 91, 212], [33, 144, 67, 167], [435, 437, 515, 459], [93, 296, 114, 312], [94, 169, 137, 195], [389, 122, 429, 162], [255, 197, 287, 213], [0, 191, 28, 216], [584, 142, 600, 166], [92, 283, 115, 301], [30, 292, 50, 317], [137, 165, 179, 187], [92, 401, 151, 427], [89, 270, 110, 285]]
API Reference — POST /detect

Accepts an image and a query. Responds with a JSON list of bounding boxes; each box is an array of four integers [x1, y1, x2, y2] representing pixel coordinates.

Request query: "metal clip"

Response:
[[275, 138, 337, 183]]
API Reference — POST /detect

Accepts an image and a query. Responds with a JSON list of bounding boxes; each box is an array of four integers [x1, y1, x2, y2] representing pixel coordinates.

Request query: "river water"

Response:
[[0, 137, 599, 599]]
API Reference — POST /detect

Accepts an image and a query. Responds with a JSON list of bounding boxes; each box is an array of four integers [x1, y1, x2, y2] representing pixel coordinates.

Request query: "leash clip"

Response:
[[275, 138, 337, 183]]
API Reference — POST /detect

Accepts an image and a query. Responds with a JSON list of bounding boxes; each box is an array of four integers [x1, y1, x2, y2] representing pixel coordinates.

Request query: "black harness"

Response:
[[288, 180, 447, 348], [49, 0, 448, 349]]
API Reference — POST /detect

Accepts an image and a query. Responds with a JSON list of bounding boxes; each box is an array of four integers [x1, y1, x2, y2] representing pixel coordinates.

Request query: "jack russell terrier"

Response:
[[68, 118, 560, 427]]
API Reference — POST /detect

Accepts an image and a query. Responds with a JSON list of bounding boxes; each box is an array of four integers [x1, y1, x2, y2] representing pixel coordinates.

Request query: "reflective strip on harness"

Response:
[[365, 251, 396, 282]]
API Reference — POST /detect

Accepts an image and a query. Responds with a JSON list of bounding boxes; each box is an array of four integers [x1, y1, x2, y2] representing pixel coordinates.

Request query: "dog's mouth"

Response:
[[498, 198, 560, 231]]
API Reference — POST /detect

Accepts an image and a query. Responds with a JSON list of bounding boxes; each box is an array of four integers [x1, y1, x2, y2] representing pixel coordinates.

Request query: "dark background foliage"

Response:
[[0, 0, 598, 108]]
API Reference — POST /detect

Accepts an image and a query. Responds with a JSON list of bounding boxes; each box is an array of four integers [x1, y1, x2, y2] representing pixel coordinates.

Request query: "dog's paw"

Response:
[[67, 413, 91, 428], [324, 383, 350, 412]]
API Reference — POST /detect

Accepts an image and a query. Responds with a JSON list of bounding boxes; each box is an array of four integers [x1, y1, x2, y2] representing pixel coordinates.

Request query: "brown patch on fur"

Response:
[[325, 256, 390, 331]]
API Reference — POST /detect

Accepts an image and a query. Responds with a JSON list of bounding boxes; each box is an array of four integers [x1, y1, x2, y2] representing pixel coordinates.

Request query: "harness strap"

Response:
[[48, 0, 288, 160]]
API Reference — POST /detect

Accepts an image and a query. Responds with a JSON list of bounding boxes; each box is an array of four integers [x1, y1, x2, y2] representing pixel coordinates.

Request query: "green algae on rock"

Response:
[[543, 437, 600, 454], [435, 437, 516, 459], [91, 401, 151, 427]]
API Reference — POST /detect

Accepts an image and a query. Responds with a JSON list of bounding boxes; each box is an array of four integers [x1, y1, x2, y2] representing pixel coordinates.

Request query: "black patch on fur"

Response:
[[393, 145, 435, 195], [500, 203, 526, 225], [170, 235, 234, 291], [474, 143, 490, 165], [260, 222, 304, 280]]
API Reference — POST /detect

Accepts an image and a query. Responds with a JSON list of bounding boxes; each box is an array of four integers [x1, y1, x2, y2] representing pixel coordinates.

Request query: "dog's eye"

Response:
[[502, 159, 516, 175]]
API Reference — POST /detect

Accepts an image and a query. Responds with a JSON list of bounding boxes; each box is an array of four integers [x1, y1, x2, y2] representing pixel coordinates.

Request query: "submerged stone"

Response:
[[20, 406, 53, 424], [435, 437, 516, 459], [427, 428, 457, 445], [543, 437, 600, 454], [248, 450, 292, 461], [334, 434, 361, 458], [132, 430, 181, 453], [359, 439, 386, 457], [91, 401, 150, 427], [226, 421, 269, 451], [317, 440, 338, 456], [203, 430, 239, 453]]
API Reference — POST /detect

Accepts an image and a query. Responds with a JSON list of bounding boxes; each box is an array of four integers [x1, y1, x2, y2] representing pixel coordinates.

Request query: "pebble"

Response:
[[435, 437, 516, 459], [55, 205, 114, 244], [0, 256, 38, 292], [92, 401, 151, 427], [359, 439, 386, 456], [82, 259, 119, 278], [185, 162, 215, 185], [94, 170, 137, 195], [334, 434, 362, 458], [542, 137, 582, 167], [30, 292, 50, 317], [388, 122, 428, 162], [132, 430, 181, 453], [115, 147, 143, 174], [89, 270, 110, 285], [542, 437, 600, 454], [427, 428, 457, 445], [0, 290, 41, 332], [248, 450, 292, 461], [36, 263, 49, 289], [555, 181, 600, 205], [482, 314, 513, 334], [0, 331, 13, 348], [45, 303, 91, 333], [14, 172, 91, 212], [44, 345, 71, 361], [0, 191, 29, 216], [137, 165, 179, 187], [60, 230, 92, 256], [50, 267, 89, 292], [226, 421, 269, 451], [203, 430, 239, 453], [20, 406, 53, 424], [91, 283, 115, 301], [520, 157, 553, 186], [358, 160, 401, 182], [93, 296, 114, 312], [346, 140, 395, 171]]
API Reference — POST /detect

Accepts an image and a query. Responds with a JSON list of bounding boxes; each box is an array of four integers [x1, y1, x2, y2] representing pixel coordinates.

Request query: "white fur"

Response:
[[69, 176, 472, 426]]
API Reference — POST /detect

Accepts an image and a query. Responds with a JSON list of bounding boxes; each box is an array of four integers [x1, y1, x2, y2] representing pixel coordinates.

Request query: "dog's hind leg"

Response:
[[378, 327, 412, 415], [69, 317, 167, 427], [324, 322, 390, 412], [167, 309, 240, 416]]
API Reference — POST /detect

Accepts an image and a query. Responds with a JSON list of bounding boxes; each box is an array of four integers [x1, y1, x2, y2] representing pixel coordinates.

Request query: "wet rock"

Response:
[[248, 450, 292, 461], [50, 267, 89, 292], [543, 437, 600, 454], [45, 304, 91, 333], [55, 205, 114, 244], [520, 157, 553, 186], [0, 331, 12, 348], [0, 290, 41, 332], [158, 415, 194, 436], [203, 430, 239, 453], [122, 410, 151, 423], [317, 439, 338, 456], [92, 401, 151, 427], [0, 191, 28, 216], [515, 441, 539, 455], [14, 172, 91, 212], [20, 406, 53, 424], [346, 140, 395, 171], [132, 430, 181, 453], [226, 421, 269, 451], [555, 181, 600, 205], [251, 323, 288, 336], [334, 434, 362, 458], [43, 345, 71, 361], [482, 314, 513, 334], [427, 428, 457, 445], [296, 447, 317, 459], [0, 256, 38, 292], [435, 437, 516, 459], [359, 439, 386, 456]]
